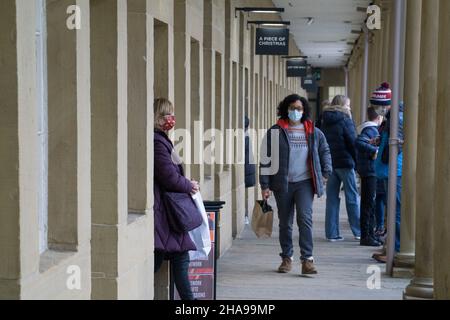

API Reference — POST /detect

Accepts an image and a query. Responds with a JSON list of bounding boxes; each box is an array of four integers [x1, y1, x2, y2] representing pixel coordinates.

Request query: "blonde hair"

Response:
[[321, 99, 331, 108], [331, 95, 350, 107], [154, 98, 174, 127]]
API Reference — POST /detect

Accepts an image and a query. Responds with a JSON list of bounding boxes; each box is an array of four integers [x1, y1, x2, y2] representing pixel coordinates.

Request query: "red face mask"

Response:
[[161, 115, 176, 131]]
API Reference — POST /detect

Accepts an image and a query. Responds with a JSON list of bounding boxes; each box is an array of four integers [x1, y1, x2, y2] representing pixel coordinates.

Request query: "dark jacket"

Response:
[[376, 104, 404, 178], [154, 130, 196, 253], [259, 119, 333, 198], [356, 122, 380, 178], [245, 132, 256, 188], [321, 105, 357, 169]]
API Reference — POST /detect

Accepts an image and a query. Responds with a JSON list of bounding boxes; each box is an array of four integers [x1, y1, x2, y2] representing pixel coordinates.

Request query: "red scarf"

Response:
[[277, 118, 314, 137]]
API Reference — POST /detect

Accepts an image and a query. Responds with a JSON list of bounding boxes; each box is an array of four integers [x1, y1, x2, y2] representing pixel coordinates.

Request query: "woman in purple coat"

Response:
[[153, 98, 199, 300]]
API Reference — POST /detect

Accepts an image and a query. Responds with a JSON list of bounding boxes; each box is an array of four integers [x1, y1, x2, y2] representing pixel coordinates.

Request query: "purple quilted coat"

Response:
[[154, 130, 196, 253]]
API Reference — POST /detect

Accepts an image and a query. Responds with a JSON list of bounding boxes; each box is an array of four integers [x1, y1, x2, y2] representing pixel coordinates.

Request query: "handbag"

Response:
[[163, 191, 203, 234], [189, 192, 212, 261], [251, 200, 274, 238]]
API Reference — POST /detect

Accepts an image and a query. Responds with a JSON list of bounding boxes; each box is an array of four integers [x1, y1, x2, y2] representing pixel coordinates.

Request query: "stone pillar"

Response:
[[128, 0, 149, 215], [394, 0, 421, 271], [0, 0, 38, 299], [404, 0, 439, 299], [173, 0, 191, 178], [1, 0, 92, 299], [203, 0, 215, 186], [91, 0, 128, 299], [434, 0, 450, 300], [381, 0, 392, 82]]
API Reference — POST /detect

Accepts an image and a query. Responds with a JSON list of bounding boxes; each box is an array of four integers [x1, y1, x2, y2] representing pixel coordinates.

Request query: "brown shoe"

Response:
[[372, 249, 386, 259], [278, 258, 293, 273], [302, 260, 318, 275], [373, 255, 387, 264]]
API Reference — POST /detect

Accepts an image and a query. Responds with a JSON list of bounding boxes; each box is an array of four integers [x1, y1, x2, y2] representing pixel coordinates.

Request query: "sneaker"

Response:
[[302, 260, 318, 275], [245, 216, 250, 225], [278, 258, 293, 273], [327, 236, 344, 242], [354, 236, 361, 241]]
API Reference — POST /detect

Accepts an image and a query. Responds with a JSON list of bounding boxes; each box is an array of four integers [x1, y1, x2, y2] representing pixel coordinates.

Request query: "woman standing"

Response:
[[153, 98, 199, 300], [321, 95, 361, 242], [260, 94, 332, 275]]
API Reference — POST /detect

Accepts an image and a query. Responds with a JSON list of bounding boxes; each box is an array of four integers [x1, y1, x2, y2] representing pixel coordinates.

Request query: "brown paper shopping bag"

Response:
[[251, 200, 274, 238]]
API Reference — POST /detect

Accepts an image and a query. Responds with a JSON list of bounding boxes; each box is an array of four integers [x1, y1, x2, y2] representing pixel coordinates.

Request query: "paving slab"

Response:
[[217, 194, 411, 300]]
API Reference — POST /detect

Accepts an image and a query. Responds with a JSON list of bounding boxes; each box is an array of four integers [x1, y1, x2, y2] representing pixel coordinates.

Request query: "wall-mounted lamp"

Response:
[[282, 55, 308, 60], [235, 7, 285, 18], [247, 20, 291, 29]]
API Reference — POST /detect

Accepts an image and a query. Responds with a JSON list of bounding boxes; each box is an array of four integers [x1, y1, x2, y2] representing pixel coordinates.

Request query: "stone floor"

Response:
[[216, 195, 410, 300]]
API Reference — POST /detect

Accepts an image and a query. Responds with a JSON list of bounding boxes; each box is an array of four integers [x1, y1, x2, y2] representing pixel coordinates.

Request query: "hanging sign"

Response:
[[302, 76, 318, 92], [286, 60, 307, 77], [255, 28, 289, 55]]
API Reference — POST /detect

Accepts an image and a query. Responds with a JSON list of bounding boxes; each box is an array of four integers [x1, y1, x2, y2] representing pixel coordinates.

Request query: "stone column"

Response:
[[394, 0, 422, 270], [0, 0, 38, 299], [404, 0, 439, 299], [173, 0, 191, 179], [203, 0, 215, 186], [434, 0, 450, 300], [90, 0, 128, 299], [381, 0, 392, 82]]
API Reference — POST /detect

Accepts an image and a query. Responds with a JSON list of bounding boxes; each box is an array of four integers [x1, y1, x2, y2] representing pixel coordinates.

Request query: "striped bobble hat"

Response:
[[370, 82, 392, 106]]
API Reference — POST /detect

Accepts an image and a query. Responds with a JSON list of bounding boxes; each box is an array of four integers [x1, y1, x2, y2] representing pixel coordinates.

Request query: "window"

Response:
[[328, 86, 346, 99]]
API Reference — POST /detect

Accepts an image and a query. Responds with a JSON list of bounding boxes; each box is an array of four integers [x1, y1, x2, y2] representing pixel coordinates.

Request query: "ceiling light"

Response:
[[235, 7, 284, 18], [247, 20, 291, 28], [281, 55, 308, 60]]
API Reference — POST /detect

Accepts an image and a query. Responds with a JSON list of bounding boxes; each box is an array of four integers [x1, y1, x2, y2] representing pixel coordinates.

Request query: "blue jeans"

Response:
[[274, 179, 315, 261], [375, 179, 386, 231], [384, 177, 402, 252], [325, 168, 361, 239], [155, 251, 194, 301]]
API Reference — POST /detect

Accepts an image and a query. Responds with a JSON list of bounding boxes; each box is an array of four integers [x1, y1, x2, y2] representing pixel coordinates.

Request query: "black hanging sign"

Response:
[[302, 76, 318, 92], [255, 28, 289, 56], [286, 60, 307, 77]]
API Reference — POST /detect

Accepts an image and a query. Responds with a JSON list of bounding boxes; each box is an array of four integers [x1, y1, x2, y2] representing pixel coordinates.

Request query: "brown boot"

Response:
[[278, 258, 293, 273], [302, 260, 318, 275]]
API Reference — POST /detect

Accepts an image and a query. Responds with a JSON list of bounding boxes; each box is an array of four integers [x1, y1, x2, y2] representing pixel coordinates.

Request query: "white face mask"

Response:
[[288, 110, 303, 123]]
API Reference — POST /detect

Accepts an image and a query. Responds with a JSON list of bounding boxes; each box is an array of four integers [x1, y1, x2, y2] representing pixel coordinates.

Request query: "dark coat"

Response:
[[259, 119, 333, 198], [245, 133, 256, 188], [356, 122, 380, 178], [321, 106, 357, 169], [154, 130, 196, 253]]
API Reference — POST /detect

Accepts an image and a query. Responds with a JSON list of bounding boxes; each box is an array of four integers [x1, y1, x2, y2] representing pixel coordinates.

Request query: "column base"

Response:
[[394, 252, 415, 268], [393, 267, 414, 279], [403, 277, 434, 300]]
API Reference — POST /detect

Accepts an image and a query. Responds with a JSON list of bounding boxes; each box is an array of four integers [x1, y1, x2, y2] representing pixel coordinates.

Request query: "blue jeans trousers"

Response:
[[325, 168, 361, 239]]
